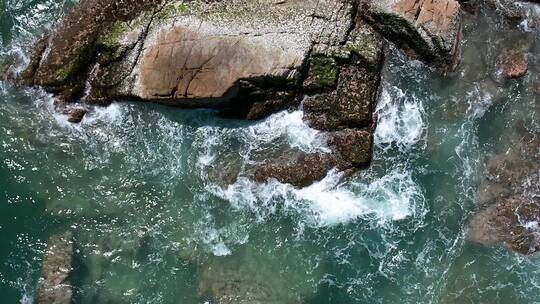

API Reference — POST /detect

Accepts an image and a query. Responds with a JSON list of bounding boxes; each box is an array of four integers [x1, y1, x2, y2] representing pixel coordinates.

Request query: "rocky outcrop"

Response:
[[20, 0, 464, 110], [362, 0, 462, 67], [19, 0, 385, 187], [35, 232, 73, 304], [18, 0, 466, 188], [22, 0, 356, 111], [496, 49, 528, 79], [469, 126, 540, 254]]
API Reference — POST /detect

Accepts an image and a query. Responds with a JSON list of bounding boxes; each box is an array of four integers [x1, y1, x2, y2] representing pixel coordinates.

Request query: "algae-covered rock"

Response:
[[23, 0, 164, 91], [303, 56, 339, 93], [303, 64, 381, 131]]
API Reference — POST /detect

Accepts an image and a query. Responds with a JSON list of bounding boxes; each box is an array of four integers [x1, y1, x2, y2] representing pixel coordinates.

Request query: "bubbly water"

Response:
[[1, 1, 539, 303]]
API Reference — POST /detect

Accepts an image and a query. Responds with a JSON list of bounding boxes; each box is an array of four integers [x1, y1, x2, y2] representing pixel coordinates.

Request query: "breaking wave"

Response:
[[211, 168, 424, 227], [375, 85, 426, 152]]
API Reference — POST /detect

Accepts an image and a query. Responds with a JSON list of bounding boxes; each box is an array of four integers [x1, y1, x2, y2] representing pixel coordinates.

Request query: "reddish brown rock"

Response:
[[363, 0, 462, 66], [253, 128, 374, 187], [497, 50, 528, 79], [254, 153, 335, 188]]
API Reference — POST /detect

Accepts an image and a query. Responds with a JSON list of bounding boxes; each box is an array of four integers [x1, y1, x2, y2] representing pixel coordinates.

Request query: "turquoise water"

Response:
[[1, 1, 539, 303]]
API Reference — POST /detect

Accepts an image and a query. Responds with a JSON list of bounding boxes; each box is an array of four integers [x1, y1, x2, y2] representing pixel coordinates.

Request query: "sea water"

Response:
[[0, 1, 539, 303]]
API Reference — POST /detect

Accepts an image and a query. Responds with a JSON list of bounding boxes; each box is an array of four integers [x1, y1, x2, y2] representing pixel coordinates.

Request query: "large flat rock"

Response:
[[128, 0, 353, 101], [23, 0, 355, 108]]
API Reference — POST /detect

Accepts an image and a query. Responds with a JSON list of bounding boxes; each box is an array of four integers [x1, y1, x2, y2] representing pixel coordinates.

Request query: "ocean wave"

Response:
[[375, 85, 426, 152], [210, 168, 425, 227]]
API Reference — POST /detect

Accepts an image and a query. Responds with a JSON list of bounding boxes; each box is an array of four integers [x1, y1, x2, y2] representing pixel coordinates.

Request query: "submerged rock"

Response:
[[469, 130, 540, 254], [469, 197, 540, 254], [35, 232, 73, 304], [198, 247, 320, 304], [496, 49, 528, 79], [70, 229, 157, 304]]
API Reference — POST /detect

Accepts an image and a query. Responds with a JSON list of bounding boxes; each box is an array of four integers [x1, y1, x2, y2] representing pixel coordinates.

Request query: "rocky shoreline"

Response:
[[17, 0, 463, 188], [10, 0, 539, 303]]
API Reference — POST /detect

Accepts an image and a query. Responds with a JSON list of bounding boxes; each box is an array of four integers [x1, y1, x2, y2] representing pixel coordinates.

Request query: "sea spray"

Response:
[[375, 84, 427, 152]]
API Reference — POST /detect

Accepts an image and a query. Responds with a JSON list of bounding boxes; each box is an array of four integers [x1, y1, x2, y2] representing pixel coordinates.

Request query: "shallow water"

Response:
[[1, 1, 539, 303]]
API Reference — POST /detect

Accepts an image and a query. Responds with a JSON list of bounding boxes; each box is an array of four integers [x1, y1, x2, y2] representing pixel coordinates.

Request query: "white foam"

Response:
[[198, 225, 234, 256], [375, 86, 426, 151], [464, 84, 493, 120], [83, 103, 124, 125], [20, 293, 32, 304], [195, 110, 329, 180], [211, 168, 424, 227], [0, 46, 29, 77], [244, 110, 329, 153], [517, 2, 540, 32], [524, 221, 539, 230]]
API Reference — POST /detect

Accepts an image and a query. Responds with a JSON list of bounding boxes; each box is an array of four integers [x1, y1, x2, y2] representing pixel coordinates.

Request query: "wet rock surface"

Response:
[[254, 153, 335, 188], [64, 108, 88, 124], [35, 232, 73, 304], [496, 49, 529, 79], [469, 128, 540, 254], [363, 0, 462, 66], [17, 0, 472, 187]]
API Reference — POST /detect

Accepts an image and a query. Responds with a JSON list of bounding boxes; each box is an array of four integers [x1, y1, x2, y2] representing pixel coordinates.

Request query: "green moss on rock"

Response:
[[303, 56, 338, 92], [97, 21, 130, 48], [156, 2, 190, 20], [53, 61, 77, 83]]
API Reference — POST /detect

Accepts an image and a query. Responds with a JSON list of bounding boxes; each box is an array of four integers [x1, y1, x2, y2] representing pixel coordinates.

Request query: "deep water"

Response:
[[1, 1, 539, 303]]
